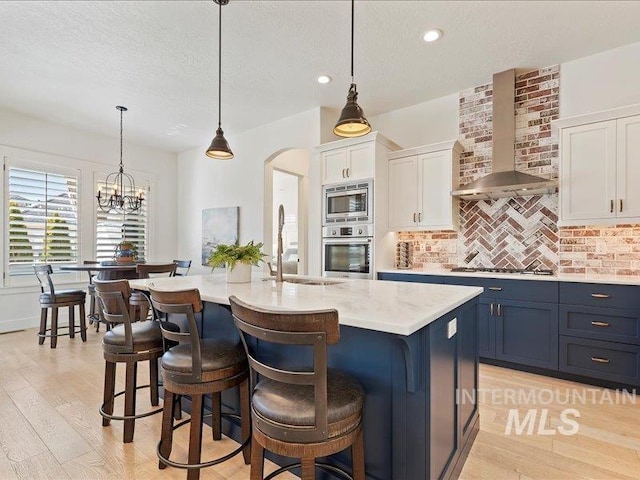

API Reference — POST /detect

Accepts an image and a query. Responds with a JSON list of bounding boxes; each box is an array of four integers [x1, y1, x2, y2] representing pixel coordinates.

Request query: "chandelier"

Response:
[[96, 106, 144, 213]]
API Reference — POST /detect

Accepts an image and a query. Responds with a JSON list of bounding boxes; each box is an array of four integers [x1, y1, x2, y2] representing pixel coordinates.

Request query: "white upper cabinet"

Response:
[[318, 132, 400, 185], [388, 141, 461, 231], [555, 106, 640, 226]]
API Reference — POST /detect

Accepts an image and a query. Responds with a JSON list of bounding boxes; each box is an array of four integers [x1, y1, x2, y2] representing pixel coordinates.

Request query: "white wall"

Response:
[[368, 93, 459, 149], [0, 107, 179, 332], [560, 41, 640, 117], [177, 107, 322, 275]]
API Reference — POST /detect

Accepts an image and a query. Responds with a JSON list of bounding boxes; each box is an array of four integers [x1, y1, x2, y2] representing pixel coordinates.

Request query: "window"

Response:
[[95, 181, 149, 262], [7, 167, 79, 277]]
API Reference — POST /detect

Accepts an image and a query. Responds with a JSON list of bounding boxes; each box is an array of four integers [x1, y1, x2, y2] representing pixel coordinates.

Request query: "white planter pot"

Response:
[[226, 263, 252, 283]]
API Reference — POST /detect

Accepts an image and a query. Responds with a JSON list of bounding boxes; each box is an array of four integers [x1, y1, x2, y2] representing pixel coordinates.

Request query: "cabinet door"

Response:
[[418, 150, 454, 228], [430, 316, 458, 480], [495, 300, 559, 370], [458, 304, 478, 437], [616, 115, 640, 219], [347, 143, 375, 180], [388, 156, 418, 230], [478, 298, 496, 359], [560, 121, 616, 222], [322, 149, 348, 184]]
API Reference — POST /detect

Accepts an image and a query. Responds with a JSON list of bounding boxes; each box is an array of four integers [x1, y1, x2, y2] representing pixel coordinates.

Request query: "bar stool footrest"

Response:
[[38, 326, 86, 339], [99, 384, 163, 421], [264, 461, 354, 480]]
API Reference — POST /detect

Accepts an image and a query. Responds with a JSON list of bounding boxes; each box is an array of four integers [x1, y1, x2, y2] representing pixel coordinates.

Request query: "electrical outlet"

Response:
[[447, 318, 457, 339]]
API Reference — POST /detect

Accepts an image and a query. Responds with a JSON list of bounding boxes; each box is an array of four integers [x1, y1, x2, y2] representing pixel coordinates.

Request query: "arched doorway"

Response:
[[263, 148, 310, 275]]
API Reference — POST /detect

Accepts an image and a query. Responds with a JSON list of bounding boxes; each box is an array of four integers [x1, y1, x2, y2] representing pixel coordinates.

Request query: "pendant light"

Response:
[[96, 106, 144, 213], [333, 0, 371, 138], [206, 0, 234, 159]]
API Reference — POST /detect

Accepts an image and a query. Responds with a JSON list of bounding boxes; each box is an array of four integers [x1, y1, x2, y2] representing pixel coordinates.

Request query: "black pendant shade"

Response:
[[333, 0, 371, 138], [206, 127, 234, 160], [333, 83, 371, 138], [205, 0, 234, 160]]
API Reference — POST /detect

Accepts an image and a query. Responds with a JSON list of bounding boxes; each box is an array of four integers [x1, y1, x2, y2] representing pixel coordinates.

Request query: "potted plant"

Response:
[[208, 240, 265, 283]]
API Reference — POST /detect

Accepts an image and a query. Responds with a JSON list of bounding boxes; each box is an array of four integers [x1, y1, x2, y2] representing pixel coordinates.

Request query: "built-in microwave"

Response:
[[322, 179, 373, 225]]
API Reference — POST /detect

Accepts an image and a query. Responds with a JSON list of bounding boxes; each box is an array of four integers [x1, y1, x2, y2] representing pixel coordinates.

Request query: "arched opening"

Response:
[[263, 148, 310, 275]]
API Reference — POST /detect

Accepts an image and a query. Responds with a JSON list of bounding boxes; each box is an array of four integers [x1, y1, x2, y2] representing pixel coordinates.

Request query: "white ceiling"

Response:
[[1, 1, 640, 153]]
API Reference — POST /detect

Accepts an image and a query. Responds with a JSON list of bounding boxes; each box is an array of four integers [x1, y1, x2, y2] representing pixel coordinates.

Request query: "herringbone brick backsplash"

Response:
[[399, 65, 640, 276]]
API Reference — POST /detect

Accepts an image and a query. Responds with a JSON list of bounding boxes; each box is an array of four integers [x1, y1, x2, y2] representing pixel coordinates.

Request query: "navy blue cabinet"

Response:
[[478, 299, 495, 359]]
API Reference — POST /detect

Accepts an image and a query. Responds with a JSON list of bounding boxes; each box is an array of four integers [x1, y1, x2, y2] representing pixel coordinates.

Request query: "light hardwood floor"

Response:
[[0, 327, 639, 480]]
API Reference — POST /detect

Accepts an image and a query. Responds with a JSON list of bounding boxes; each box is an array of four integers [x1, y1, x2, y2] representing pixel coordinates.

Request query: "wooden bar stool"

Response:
[[130, 263, 178, 321], [83, 260, 101, 330], [230, 295, 365, 480], [95, 279, 168, 443], [150, 288, 251, 480], [34, 265, 87, 349], [172, 259, 192, 276]]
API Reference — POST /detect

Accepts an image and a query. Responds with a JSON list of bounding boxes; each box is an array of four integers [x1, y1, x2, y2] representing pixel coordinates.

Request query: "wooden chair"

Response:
[[131, 263, 178, 320], [229, 295, 365, 480], [83, 260, 101, 330], [172, 259, 192, 277], [34, 265, 87, 349], [95, 279, 169, 443], [150, 288, 251, 480]]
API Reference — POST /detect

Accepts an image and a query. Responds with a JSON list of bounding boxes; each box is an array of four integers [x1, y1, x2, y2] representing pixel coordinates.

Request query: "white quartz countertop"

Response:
[[378, 269, 640, 286], [129, 274, 483, 336]]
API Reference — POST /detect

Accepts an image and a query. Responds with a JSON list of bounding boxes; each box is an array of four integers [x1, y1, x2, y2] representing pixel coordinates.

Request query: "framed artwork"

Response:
[[201, 206, 239, 265]]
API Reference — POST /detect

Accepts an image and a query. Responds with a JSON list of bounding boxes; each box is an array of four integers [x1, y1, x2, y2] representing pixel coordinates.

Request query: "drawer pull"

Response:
[[488, 287, 503, 291], [590, 293, 610, 299], [591, 356, 610, 364], [591, 321, 610, 327]]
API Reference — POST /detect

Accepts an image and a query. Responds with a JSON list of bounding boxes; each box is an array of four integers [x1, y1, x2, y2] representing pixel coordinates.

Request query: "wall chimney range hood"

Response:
[[451, 69, 558, 201]]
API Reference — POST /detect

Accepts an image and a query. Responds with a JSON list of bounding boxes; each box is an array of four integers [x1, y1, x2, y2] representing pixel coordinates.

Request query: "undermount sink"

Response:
[[263, 277, 342, 286]]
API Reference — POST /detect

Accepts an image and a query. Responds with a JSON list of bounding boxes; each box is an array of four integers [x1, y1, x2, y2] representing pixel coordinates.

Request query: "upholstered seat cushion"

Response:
[[103, 320, 167, 348], [39, 290, 86, 304], [161, 339, 247, 382], [252, 369, 364, 438]]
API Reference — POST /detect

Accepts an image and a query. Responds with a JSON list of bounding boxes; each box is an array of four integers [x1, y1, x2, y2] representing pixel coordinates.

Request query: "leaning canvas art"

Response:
[[201, 206, 239, 265]]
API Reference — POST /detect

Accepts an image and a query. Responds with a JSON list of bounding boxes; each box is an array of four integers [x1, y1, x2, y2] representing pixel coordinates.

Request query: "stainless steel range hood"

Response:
[[451, 69, 558, 201]]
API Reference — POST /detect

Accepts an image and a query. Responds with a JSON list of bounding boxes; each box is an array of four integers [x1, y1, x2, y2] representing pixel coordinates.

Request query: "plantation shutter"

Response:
[[95, 183, 149, 262], [7, 167, 79, 276]]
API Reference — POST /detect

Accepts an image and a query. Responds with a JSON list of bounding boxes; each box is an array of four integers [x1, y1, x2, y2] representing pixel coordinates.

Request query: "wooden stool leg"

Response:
[[68, 305, 75, 338], [301, 457, 316, 480], [50, 307, 59, 349], [211, 392, 221, 441], [240, 379, 251, 464], [149, 358, 159, 406], [38, 308, 47, 345], [187, 394, 204, 480], [158, 388, 175, 469], [123, 361, 138, 443], [250, 437, 264, 480], [79, 302, 87, 342], [173, 395, 183, 420], [102, 361, 116, 426], [352, 427, 365, 480]]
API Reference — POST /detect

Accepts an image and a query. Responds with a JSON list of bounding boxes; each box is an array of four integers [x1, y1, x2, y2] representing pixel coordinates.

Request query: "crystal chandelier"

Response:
[[96, 106, 144, 213]]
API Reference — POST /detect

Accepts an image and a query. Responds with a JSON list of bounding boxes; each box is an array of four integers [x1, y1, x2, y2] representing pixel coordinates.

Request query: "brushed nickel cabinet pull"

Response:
[[591, 321, 610, 327], [620, 199, 623, 212], [346, 167, 350, 178], [591, 356, 610, 364], [413, 212, 417, 223], [418, 212, 422, 222], [488, 287, 503, 291], [591, 293, 610, 299], [610, 199, 614, 213], [490, 303, 494, 316], [497, 303, 502, 316]]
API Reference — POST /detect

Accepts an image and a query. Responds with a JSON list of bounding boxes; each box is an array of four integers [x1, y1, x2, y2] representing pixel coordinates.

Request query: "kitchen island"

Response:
[[130, 274, 483, 480]]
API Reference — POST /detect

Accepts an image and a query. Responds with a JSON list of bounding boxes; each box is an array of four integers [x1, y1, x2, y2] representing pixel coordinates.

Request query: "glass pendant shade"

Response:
[[333, 83, 371, 138], [206, 127, 234, 159]]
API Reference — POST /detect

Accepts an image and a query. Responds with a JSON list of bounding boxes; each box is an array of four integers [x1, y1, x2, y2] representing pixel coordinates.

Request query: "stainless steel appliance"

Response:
[[323, 179, 373, 225], [450, 267, 554, 276], [322, 224, 373, 279]]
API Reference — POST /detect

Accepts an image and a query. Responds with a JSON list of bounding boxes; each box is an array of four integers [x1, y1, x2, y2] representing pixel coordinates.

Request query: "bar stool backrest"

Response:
[[229, 295, 340, 443], [149, 288, 204, 382], [137, 263, 177, 279], [172, 260, 192, 276], [33, 264, 56, 298], [94, 279, 135, 352]]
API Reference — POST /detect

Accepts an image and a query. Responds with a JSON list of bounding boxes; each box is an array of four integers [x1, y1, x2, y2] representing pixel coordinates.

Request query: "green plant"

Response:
[[208, 241, 265, 270]]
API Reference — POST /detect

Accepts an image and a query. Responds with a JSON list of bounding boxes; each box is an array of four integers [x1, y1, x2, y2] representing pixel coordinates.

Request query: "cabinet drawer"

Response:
[[377, 273, 444, 284], [444, 277, 558, 303], [560, 282, 640, 310], [560, 305, 640, 345], [559, 336, 640, 385]]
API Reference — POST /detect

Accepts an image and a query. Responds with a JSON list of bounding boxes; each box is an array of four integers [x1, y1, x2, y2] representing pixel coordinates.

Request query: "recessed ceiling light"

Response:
[[422, 29, 443, 43], [316, 75, 332, 84]]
